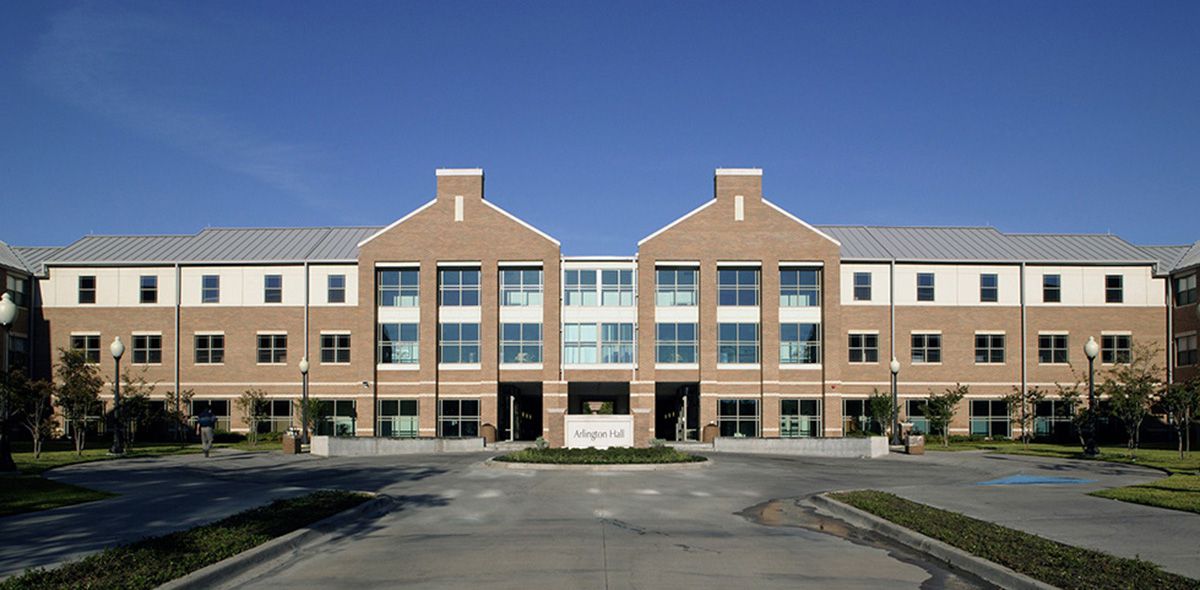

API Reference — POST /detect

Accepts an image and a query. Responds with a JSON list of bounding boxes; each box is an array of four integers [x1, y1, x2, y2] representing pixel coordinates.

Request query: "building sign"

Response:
[[564, 415, 634, 449]]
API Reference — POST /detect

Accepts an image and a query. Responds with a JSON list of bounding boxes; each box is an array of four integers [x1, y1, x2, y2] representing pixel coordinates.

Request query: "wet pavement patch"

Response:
[[976, 474, 1094, 486]]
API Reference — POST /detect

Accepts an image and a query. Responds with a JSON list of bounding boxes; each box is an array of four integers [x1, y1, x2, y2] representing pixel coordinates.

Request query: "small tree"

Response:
[[925, 384, 968, 447], [1003, 386, 1045, 446], [1054, 377, 1091, 451], [1159, 379, 1200, 459], [1102, 341, 1164, 459], [164, 389, 196, 442], [55, 348, 104, 456], [294, 397, 323, 437], [115, 368, 158, 447], [236, 389, 270, 446], [11, 369, 56, 460], [867, 389, 895, 438]]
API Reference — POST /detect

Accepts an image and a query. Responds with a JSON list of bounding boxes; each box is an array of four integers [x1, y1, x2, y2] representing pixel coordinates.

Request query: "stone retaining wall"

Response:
[[311, 436, 486, 457], [712, 436, 888, 458]]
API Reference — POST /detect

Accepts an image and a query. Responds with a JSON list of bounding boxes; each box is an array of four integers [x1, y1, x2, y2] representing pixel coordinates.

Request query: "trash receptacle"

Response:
[[702, 423, 718, 444], [282, 429, 301, 455], [481, 423, 497, 445], [905, 434, 925, 455]]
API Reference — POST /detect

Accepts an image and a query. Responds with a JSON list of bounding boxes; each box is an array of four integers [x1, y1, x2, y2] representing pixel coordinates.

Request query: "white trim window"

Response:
[[780, 399, 821, 438], [202, 275, 220, 304], [1175, 274, 1197, 306], [71, 334, 101, 364], [379, 399, 419, 438], [264, 274, 283, 304], [1038, 334, 1069, 364], [563, 323, 598, 363], [564, 270, 598, 306], [194, 334, 224, 365], [600, 269, 634, 306], [980, 274, 998, 303], [718, 399, 759, 437], [78, 275, 96, 305], [656, 267, 697, 306], [132, 334, 162, 365], [139, 275, 158, 304], [974, 333, 1005, 364], [327, 275, 346, 304], [500, 323, 542, 364], [1042, 274, 1061, 303], [656, 323, 697, 363], [5, 275, 29, 307], [500, 268, 543, 307], [848, 332, 879, 363], [780, 268, 820, 307], [910, 333, 942, 364], [440, 399, 480, 437], [853, 272, 871, 301], [718, 268, 759, 306], [1105, 274, 1124, 304], [780, 323, 821, 364], [718, 323, 759, 364], [256, 334, 288, 365], [1101, 334, 1131, 365], [439, 269, 480, 307], [916, 273, 935, 302], [970, 399, 1010, 438], [378, 323, 419, 364], [600, 323, 635, 363], [1176, 334, 1198, 367], [439, 323, 480, 363], [320, 333, 351, 364], [378, 269, 419, 307]]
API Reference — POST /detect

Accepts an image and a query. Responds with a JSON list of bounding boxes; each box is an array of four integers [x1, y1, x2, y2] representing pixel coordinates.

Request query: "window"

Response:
[[970, 400, 1010, 438], [71, 334, 101, 364], [6, 275, 28, 307], [853, 272, 872, 301], [1034, 400, 1073, 438], [202, 275, 220, 304], [317, 400, 356, 437], [327, 275, 346, 304], [1176, 334, 1197, 367], [378, 269, 419, 307], [718, 323, 759, 364], [601, 270, 634, 306], [1038, 334, 1069, 364], [916, 273, 935, 302], [440, 399, 479, 437], [911, 333, 942, 364], [1105, 274, 1123, 303], [500, 323, 542, 364], [1176, 274, 1197, 306], [1101, 334, 1131, 364], [906, 400, 930, 435], [256, 334, 287, 364], [974, 333, 1005, 364], [780, 399, 820, 438], [780, 268, 821, 307], [135, 276, 157, 304], [78, 275, 96, 304], [194, 334, 224, 364], [191, 400, 231, 431], [780, 323, 821, 364], [379, 399, 419, 438], [378, 323, 419, 364], [848, 333, 879, 363], [131, 334, 162, 364], [263, 275, 283, 303], [261, 400, 293, 434], [7, 334, 29, 370], [600, 323, 635, 363], [439, 323, 480, 364], [320, 333, 351, 364], [439, 268, 480, 306], [718, 399, 759, 437], [656, 323, 697, 364], [718, 268, 759, 306], [656, 267, 697, 306], [564, 270, 597, 306], [563, 323, 598, 364], [500, 268, 543, 306], [1042, 274, 1061, 303], [980, 274, 998, 303], [843, 399, 872, 435]]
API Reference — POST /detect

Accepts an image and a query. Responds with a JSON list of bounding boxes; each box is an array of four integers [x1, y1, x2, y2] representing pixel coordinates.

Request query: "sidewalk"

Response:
[[882, 452, 1200, 579]]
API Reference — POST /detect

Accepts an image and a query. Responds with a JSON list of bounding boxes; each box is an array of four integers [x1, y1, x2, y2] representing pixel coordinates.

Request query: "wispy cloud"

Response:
[[27, 5, 323, 202]]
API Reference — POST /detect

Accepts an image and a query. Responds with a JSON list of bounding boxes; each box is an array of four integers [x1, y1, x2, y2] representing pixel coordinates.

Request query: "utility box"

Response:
[[905, 434, 925, 455], [282, 433, 301, 455]]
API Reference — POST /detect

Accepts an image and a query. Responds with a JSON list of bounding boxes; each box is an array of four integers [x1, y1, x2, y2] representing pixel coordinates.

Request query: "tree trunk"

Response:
[[75, 427, 85, 456]]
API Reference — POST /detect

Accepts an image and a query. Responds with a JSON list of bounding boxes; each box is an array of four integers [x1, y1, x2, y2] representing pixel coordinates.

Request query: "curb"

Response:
[[482, 456, 711, 471], [807, 493, 1056, 590], [156, 492, 391, 590]]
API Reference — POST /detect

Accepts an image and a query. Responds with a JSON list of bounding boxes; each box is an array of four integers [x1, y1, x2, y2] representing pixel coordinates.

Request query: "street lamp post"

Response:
[[0, 292, 18, 473], [299, 358, 310, 444], [1083, 336, 1100, 457], [890, 358, 901, 445], [109, 337, 126, 455]]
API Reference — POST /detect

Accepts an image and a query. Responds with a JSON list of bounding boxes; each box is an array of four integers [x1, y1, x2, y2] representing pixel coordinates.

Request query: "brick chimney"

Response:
[[436, 168, 484, 201], [714, 168, 762, 221]]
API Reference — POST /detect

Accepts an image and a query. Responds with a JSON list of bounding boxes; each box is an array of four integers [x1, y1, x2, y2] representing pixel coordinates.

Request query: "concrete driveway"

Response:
[[1, 448, 1192, 588]]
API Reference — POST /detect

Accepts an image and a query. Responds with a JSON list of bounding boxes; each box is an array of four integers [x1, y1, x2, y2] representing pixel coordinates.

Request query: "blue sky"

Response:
[[1, 1, 1197, 254]]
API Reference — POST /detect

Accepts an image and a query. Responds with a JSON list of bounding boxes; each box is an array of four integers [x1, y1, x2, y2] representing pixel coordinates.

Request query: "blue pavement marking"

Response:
[[976, 474, 1095, 486]]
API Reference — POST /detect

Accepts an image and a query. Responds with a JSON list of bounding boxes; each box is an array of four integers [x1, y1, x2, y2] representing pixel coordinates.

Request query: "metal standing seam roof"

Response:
[[0, 240, 26, 273], [1172, 241, 1200, 273], [12, 246, 64, 275], [1137, 244, 1192, 274]]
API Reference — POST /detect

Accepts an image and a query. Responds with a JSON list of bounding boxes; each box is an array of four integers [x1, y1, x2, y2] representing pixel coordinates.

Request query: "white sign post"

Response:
[[564, 415, 635, 449]]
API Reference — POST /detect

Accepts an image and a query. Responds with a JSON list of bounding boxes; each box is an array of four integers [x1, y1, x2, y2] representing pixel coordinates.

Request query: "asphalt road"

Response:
[[2, 448, 1191, 589]]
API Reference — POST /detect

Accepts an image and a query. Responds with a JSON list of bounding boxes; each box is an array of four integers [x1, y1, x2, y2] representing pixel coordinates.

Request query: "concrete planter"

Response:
[[712, 436, 888, 458], [310, 436, 485, 457]]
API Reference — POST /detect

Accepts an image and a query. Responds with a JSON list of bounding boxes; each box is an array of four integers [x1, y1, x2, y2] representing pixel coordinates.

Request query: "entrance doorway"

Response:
[[498, 382, 543, 441], [567, 382, 630, 415], [655, 383, 700, 441]]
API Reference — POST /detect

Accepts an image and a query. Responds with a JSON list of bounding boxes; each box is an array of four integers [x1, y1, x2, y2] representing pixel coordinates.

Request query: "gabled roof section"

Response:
[[1173, 241, 1200, 273], [13, 246, 65, 276], [356, 199, 437, 248], [0, 240, 27, 274], [481, 200, 560, 246], [1137, 244, 1191, 274], [762, 199, 841, 246], [637, 200, 716, 247]]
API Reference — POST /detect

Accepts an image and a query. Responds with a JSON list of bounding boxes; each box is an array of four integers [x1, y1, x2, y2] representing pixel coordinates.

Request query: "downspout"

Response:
[[1166, 277, 1174, 385], [1020, 262, 1027, 439], [174, 263, 181, 416], [303, 261, 311, 431], [889, 259, 896, 369]]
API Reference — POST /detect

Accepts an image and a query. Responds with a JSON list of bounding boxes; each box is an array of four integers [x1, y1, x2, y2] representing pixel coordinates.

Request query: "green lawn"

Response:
[[496, 446, 706, 464], [1091, 474, 1200, 515], [0, 476, 114, 518], [830, 490, 1199, 590], [1, 490, 371, 590]]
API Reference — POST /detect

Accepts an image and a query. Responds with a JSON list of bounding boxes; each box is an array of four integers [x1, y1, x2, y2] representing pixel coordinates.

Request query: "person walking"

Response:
[[196, 408, 217, 457]]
